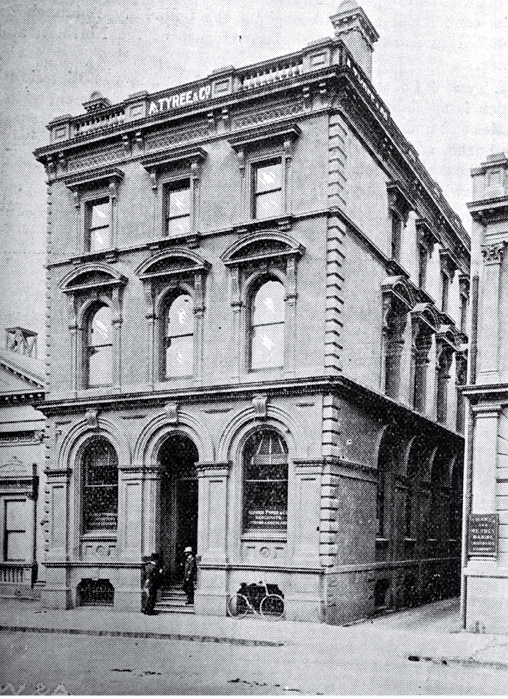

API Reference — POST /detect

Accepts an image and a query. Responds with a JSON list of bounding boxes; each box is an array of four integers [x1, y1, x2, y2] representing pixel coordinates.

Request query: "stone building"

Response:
[[0, 328, 45, 599], [464, 152, 508, 632], [33, 2, 469, 623]]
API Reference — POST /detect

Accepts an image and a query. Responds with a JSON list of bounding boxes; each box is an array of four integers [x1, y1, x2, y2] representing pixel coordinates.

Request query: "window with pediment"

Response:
[[410, 305, 438, 414], [64, 168, 124, 253], [381, 277, 414, 400], [252, 160, 282, 219], [86, 303, 113, 387], [141, 147, 206, 243], [59, 264, 127, 392], [249, 277, 285, 369], [228, 124, 300, 225], [162, 291, 194, 377], [135, 249, 210, 385], [386, 181, 412, 264], [221, 232, 304, 378]]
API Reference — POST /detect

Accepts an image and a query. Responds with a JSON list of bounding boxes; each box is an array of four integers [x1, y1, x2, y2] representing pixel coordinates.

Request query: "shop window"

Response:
[[85, 303, 113, 387], [243, 430, 288, 532], [85, 198, 110, 252], [252, 160, 282, 219], [249, 278, 285, 370], [165, 181, 191, 237], [162, 292, 194, 378], [82, 437, 118, 533], [4, 500, 29, 561]]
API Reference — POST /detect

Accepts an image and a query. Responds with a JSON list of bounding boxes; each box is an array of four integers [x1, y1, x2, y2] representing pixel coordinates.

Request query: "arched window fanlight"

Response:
[[250, 279, 285, 370], [87, 304, 113, 387], [163, 293, 194, 377]]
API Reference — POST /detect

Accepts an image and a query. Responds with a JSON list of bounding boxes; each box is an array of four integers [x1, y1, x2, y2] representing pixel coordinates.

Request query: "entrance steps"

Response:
[[155, 584, 194, 614]]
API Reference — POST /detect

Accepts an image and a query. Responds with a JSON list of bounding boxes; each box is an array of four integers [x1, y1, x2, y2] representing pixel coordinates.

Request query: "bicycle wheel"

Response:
[[260, 594, 284, 620], [227, 593, 249, 618]]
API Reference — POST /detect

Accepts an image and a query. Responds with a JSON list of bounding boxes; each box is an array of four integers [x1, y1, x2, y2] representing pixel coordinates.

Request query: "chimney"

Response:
[[330, 1, 379, 80]]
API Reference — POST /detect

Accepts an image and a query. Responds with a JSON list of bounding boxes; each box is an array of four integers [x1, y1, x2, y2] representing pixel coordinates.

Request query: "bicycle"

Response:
[[227, 581, 284, 620]]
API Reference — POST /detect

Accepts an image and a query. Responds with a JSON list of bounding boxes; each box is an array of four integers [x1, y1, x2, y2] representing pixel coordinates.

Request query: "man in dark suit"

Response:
[[142, 552, 163, 615], [182, 546, 197, 604]]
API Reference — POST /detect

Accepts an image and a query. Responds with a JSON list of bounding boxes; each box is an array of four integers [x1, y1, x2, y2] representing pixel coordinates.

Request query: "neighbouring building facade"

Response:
[[464, 152, 508, 632], [33, 1, 470, 623], [0, 328, 45, 599]]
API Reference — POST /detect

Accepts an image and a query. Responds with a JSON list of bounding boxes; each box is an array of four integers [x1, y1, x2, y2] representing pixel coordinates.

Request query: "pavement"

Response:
[[0, 596, 507, 671]]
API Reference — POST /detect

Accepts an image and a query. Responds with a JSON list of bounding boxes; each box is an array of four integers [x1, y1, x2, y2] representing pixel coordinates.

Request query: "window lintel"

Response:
[[228, 122, 301, 154], [135, 249, 210, 281], [415, 217, 439, 250], [59, 263, 127, 294], [140, 146, 207, 175], [387, 180, 413, 221], [221, 231, 304, 267], [64, 167, 124, 192]]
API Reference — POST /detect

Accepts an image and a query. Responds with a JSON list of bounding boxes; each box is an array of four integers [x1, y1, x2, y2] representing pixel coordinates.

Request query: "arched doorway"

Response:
[[159, 434, 198, 582]]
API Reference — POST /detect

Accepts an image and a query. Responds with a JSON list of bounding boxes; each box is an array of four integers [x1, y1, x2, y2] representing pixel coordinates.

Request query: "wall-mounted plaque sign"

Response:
[[468, 513, 498, 557]]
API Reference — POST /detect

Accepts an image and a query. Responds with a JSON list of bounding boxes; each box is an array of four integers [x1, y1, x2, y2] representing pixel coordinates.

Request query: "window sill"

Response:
[[375, 538, 389, 546], [241, 531, 287, 542], [81, 533, 117, 541]]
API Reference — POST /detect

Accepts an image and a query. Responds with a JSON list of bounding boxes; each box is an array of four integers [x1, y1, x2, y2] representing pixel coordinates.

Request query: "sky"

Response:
[[1, 0, 507, 353]]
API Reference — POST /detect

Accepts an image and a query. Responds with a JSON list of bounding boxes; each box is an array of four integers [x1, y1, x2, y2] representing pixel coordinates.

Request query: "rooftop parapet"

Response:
[[35, 37, 469, 257]]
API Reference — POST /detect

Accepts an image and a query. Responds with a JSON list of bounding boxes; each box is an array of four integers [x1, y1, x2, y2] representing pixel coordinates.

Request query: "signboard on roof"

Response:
[[149, 85, 212, 115]]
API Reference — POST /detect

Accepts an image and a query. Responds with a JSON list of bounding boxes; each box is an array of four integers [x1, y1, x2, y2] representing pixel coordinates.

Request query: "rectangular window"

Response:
[[4, 500, 28, 561], [418, 245, 428, 289], [166, 182, 191, 237], [460, 295, 468, 332], [253, 160, 282, 219], [391, 213, 402, 261], [441, 272, 449, 313], [86, 199, 110, 252]]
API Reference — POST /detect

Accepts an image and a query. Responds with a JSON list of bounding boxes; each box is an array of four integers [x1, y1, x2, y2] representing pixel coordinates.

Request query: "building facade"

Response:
[[0, 328, 45, 599], [34, 2, 469, 623], [464, 152, 508, 632]]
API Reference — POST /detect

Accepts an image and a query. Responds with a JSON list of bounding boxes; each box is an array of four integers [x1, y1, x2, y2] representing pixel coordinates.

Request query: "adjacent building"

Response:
[[0, 328, 45, 599], [33, 1, 470, 623], [464, 152, 508, 632]]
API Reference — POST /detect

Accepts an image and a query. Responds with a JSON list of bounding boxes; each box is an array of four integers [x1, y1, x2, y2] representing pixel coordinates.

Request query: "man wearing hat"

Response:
[[142, 552, 163, 615], [182, 546, 197, 605]]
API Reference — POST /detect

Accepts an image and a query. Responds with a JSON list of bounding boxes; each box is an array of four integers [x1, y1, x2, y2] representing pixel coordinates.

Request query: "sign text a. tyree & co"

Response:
[[149, 85, 212, 115]]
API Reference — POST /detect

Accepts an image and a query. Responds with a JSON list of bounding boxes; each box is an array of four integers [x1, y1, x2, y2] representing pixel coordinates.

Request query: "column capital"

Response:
[[471, 402, 503, 417], [481, 242, 505, 264]]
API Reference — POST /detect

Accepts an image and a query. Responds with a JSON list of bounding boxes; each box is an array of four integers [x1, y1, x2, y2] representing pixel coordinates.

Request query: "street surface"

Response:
[[1, 628, 507, 695]]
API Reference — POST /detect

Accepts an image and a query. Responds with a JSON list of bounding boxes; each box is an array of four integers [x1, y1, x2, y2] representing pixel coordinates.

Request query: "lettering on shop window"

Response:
[[149, 85, 212, 115], [246, 508, 287, 529]]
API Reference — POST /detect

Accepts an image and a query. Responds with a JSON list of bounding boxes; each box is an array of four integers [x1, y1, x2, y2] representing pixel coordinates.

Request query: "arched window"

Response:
[[249, 279, 285, 370], [81, 437, 118, 533], [86, 304, 112, 387], [243, 430, 288, 532], [163, 292, 194, 378]]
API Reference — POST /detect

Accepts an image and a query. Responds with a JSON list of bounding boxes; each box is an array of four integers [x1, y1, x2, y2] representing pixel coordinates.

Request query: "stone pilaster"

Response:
[[478, 243, 505, 383]]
